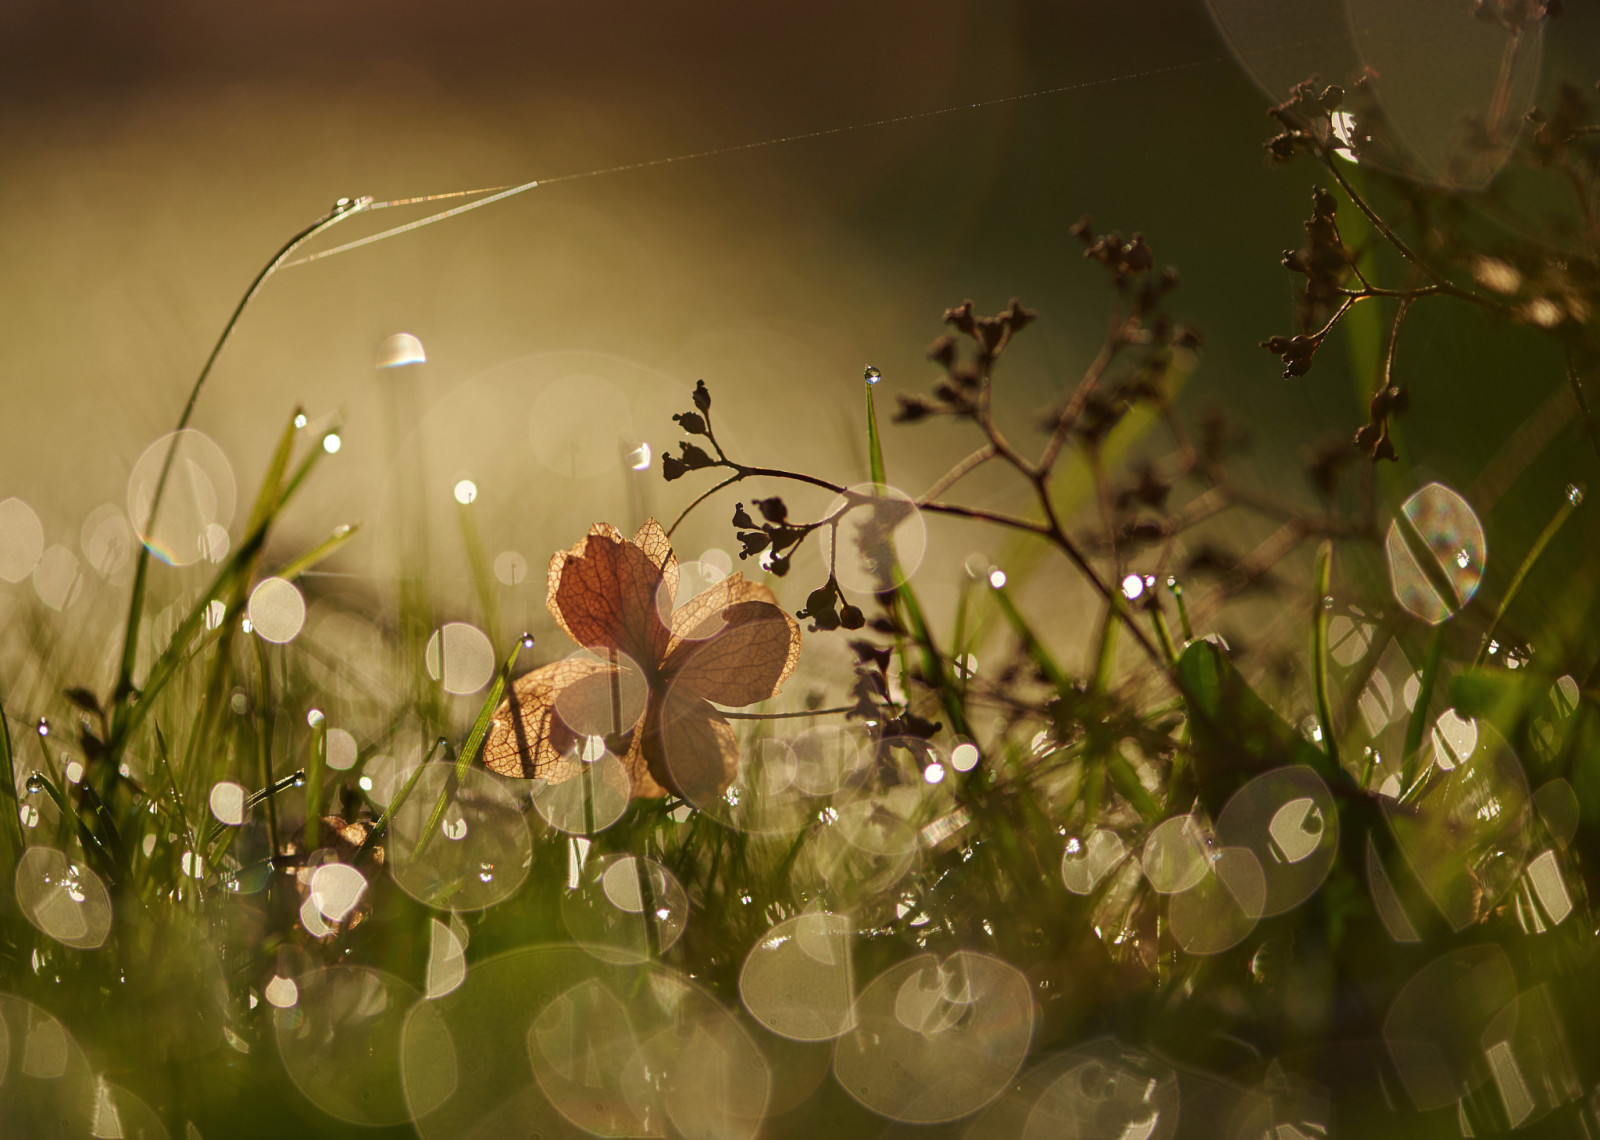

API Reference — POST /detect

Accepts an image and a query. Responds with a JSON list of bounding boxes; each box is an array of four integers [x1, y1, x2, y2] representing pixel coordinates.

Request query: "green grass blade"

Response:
[[1473, 491, 1579, 667], [1312, 542, 1339, 769], [1401, 628, 1443, 789], [865, 380, 886, 486], [353, 741, 443, 868], [0, 698, 22, 858], [276, 523, 361, 584], [415, 636, 531, 858], [304, 719, 326, 850]]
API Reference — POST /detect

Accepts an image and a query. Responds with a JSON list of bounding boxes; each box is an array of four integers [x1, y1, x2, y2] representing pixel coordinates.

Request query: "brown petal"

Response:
[[643, 689, 740, 809], [664, 600, 800, 707], [547, 523, 672, 665], [482, 658, 611, 780], [632, 518, 679, 605], [665, 572, 780, 654]]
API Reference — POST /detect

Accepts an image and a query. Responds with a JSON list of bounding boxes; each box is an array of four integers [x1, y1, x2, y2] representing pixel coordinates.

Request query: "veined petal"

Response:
[[632, 517, 679, 606], [547, 523, 672, 665], [483, 657, 612, 780], [643, 689, 741, 809], [665, 572, 779, 655], [664, 600, 800, 707]]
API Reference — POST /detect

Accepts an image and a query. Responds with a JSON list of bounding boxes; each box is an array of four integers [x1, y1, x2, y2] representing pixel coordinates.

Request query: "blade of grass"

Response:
[[1400, 628, 1444, 790], [275, 522, 361, 584], [1473, 489, 1580, 667], [110, 206, 364, 731], [304, 719, 327, 850], [112, 428, 338, 755], [1313, 542, 1340, 769], [414, 636, 532, 858], [353, 740, 444, 868], [0, 698, 22, 857]]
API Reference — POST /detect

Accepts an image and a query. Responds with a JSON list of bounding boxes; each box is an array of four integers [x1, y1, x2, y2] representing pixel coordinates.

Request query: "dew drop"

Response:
[[477, 862, 495, 883], [519, 632, 535, 649], [306, 708, 325, 728], [1120, 573, 1144, 601], [36, 718, 49, 737], [291, 769, 309, 788], [923, 763, 946, 785], [864, 364, 882, 385], [988, 568, 1007, 589], [1566, 483, 1584, 506], [25, 774, 44, 795], [453, 479, 477, 505], [293, 413, 308, 429], [322, 434, 341, 454]]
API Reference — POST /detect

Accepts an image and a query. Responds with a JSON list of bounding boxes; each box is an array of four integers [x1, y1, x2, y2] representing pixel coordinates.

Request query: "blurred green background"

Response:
[[1, 0, 1598, 705]]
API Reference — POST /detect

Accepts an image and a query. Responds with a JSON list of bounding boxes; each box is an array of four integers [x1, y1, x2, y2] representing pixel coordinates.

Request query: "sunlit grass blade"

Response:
[[1312, 541, 1339, 769], [275, 523, 361, 585], [152, 723, 196, 857], [0, 697, 22, 858], [1473, 488, 1580, 667], [1401, 628, 1443, 790], [415, 636, 531, 858], [304, 720, 327, 850], [353, 740, 444, 868], [992, 583, 1068, 689], [112, 425, 339, 755]]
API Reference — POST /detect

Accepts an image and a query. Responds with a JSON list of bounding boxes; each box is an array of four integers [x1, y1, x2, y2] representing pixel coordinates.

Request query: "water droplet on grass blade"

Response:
[[864, 364, 882, 385], [452, 479, 477, 505]]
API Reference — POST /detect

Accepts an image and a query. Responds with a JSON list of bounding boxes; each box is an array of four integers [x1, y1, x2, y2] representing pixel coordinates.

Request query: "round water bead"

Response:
[[789, 724, 866, 797], [739, 909, 854, 1041], [276, 966, 420, 1127], [32, 546, 82, 611], [1385, 482, 1485, 625], [79, 503, 135, 583], [834, 951, 1033, 1124], [208, 781, 248, 827], [248, 578, 306, 643], [388, 764, 532, 911], [1019, 1040, 1181, 1140], [529, 750, 632, 834], [1166, 846, 1267, 955], [0, 994, 96, 1136], [308, 862, 369, 924], [403, 946, 767, 1140], [1061, 829, 1127, 896], [1215, 765, 1339, 916], [818, 483, 928, 594], [492, 550, 527, 586], [0, 497, 45, 583], [15, 846, 112, 950], [561, 854, 688, 964], [324, 727, 359, 772], [1383, 944, 1518, 1112], [375, 332, 427, 368], [1140, 814, 1211, 894], [423, 623, 495, 696], [126, 429, 237, 567], [796, 798, 918, 903], [1384, 722, 1530, 932]]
